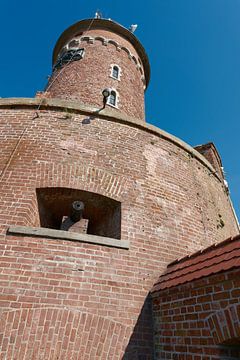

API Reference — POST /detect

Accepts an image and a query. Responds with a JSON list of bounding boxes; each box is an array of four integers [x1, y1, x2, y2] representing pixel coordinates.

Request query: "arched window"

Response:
[[111, 65, 120, 80], [107, 90, 117, 107], [53, 48, 85, 70]]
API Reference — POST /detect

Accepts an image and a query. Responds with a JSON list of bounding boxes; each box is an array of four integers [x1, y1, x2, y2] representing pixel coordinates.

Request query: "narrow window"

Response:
[[112, 65, 119, 79], [107, 90, 117, 107]]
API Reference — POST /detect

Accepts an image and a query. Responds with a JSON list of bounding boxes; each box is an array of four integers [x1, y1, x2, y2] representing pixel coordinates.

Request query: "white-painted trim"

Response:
[[62, 36, 146, 85], [106, 88, 119, 108], [110, 64, 122, 81]]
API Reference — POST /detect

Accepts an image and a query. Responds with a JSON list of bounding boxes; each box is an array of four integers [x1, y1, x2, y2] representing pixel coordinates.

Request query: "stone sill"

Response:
[[7, 226, 129, 250]]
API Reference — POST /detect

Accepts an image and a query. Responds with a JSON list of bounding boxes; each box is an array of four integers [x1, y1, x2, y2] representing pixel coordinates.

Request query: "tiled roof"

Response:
[[151, 234, 240, 293]]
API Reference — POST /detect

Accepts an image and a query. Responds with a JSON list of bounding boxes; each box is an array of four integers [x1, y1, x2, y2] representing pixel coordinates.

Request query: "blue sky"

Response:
[[0, 0, 239, 219]]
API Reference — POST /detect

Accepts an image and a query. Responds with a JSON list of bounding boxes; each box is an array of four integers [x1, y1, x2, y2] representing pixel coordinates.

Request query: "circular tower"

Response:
[[46, 18, 150, 122], [0, 17, 239, 360]]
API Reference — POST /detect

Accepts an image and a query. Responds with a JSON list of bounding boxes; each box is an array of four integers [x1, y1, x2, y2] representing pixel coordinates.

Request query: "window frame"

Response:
[[53, 48, 85, 70], [110, 64, 121, 81], [106, 89, 119, 108]]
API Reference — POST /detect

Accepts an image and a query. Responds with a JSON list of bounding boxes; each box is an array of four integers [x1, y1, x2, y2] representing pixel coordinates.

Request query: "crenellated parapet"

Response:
[[54, 34, 146, 86], [46, 18, 150, 121]]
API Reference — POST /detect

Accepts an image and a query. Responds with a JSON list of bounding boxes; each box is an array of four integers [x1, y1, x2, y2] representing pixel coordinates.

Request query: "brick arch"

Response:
[[80, 36, 94, 43], [108, 39, 119, 48], [94, 36, 107, 45], [8, 163, 131, 229], [132, 55, 138, 65], [0, 308, 130, 359], [121, 46, 131, 58], [36, 163, 129, 202], [207, 304, 240, 344], [36, 187, 122, 238], [65, 35, 140, 67]]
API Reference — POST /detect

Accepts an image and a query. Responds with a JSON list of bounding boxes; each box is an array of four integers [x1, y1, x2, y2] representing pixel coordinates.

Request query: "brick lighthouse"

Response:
[[0, 16, 239, 359]]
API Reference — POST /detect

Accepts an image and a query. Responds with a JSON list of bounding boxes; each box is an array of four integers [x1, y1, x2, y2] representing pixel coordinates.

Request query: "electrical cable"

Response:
[[36, 17, 95, 113], [0, 17, 96, 183]]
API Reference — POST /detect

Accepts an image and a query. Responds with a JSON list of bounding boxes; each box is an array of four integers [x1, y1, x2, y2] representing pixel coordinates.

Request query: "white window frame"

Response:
[[106, 89, 119, 108], [110, 64, 121, 81]]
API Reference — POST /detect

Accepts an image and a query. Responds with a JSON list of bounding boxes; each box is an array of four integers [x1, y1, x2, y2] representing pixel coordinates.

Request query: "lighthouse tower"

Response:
[[0, 17, 238, 359], [46, 18, 150, 122]]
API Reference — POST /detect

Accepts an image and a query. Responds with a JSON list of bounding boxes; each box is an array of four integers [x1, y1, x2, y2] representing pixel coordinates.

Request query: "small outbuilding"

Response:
[[152, 235, 240, 359]]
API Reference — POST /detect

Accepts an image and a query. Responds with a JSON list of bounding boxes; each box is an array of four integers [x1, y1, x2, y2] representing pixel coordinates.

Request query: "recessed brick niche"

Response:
[[36, 187, 121, 239]]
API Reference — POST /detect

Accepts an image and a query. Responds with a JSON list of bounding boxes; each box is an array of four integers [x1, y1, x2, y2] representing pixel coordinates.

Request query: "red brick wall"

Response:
[[152, 268, 240, 359], [0, 105, 238, 358], [47, 28, 146, 121], [195, 143, 224, 180]]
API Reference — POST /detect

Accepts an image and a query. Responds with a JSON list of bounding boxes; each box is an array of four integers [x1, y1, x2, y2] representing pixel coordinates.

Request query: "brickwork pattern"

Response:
[[0, 308, 130, 359], [195, 143, 224, 180], [0, 106, 238, 358], [47, 29, 145, 121], [152, 268, 240, 359]]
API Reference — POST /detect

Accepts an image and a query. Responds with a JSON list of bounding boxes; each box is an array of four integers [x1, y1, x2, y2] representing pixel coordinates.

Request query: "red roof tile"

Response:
[[151, 234, 240, 293]]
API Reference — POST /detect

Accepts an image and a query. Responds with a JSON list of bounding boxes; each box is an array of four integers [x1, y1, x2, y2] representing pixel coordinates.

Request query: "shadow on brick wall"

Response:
[[123, 293, 154, 360]]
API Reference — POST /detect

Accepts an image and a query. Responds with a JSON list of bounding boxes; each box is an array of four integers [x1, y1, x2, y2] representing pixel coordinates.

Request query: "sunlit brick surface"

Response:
[[47, 27, 146, 121], [0, 15, 238, 360], [0, 104, 238, 358]]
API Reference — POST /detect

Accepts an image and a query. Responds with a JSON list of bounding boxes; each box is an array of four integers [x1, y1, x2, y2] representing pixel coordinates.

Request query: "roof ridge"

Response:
[[152, 258, 240, 292], [168, 234, 240, 268], [155, 247, 240, 287], [165, 241, 240, 276], [152, 235, 240, 293]]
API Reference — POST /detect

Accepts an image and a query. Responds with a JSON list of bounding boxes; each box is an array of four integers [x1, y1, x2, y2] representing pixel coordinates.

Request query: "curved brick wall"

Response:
[[0, 308, 129, 359], [0, 101, 238, 359], [46, 19, 148, 121]]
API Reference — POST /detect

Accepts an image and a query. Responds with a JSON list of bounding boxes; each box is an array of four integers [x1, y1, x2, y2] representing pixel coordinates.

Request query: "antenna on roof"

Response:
[[129, 24, 138, 33], [95, 10, 102, 19]]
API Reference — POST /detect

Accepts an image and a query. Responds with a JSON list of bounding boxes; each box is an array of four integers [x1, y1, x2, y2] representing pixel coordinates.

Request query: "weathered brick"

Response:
[[0, 15, 239, 360], [153, 268, 240, 359]]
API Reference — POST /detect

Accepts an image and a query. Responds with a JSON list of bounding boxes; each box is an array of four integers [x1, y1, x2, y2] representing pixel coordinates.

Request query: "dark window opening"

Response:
[[53, 48, 84, 71], [36, 188, 121, 239], [112, 65, 119, 79], [107, 90, 117, 106]]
